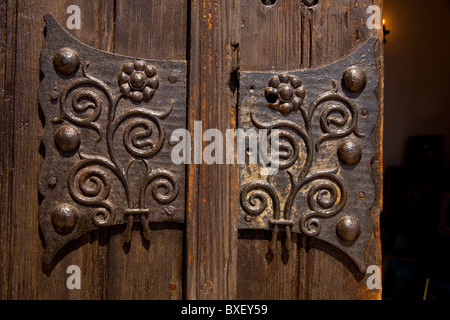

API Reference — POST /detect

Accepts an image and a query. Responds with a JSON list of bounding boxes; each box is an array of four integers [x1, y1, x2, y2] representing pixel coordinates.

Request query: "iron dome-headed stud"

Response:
[[54, 125, 81, 153], [53, 48, 80, 76], [52, 203, 79, 234], [337, 141, 362, 166], [342, 66, 367, 94], [336, 216, 361, 243]]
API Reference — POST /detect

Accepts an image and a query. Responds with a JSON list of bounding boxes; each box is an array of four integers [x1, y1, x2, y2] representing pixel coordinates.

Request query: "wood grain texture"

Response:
[[186, 0, 240, 300], [237, 0, 383, 300], [0, 0, 17, 300], [115, 1, 187, 61]]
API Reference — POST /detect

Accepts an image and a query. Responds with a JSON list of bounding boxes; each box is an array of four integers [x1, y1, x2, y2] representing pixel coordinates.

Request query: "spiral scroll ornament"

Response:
[[241, 73, 367, 254], [300, 172, 348, 237], [240, 181, 281, 218], [113, 109, 166, 159], [68, 155, 118, 226], [51, 59, 179, 242]]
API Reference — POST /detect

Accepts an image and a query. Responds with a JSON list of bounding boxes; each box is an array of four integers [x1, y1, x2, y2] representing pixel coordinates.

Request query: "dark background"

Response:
[[381, 0, 450, 300]]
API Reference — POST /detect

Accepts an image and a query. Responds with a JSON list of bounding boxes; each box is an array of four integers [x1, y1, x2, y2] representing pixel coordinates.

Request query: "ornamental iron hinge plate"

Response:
[[39, 14, 186, 264], [238, 37, 380, 272]]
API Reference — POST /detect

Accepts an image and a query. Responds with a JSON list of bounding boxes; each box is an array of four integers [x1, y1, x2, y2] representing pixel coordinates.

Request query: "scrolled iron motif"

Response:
[[245, 82, 355, 250], [238, 37, 380, 272], [240, 180, 281, 217], [39, 14, 186, 264], [60, 63, 173, 233]]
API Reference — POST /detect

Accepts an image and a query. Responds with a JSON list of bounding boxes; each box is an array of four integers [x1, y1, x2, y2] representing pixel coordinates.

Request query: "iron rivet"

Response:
[[54, 125, 81, 153], [342, 66, 367, 94], [337, 141, 362, 166], [245, 215, 252, 222], [52, 203, 79, 234], [168, 74, 180, 84], [358, 191, 366, 199], [49, 90, 59, 101], [303, 0, 318, 7], [336, 216, 361, 243], [53, 48, 80, 76], [361, 109, 369, 117], [48, 176, 57, 187]]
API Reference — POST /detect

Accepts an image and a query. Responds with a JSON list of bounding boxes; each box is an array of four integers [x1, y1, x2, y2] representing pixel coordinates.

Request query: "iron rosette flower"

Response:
[[265, 73, 306, 114], [118, 60, 159, 102]]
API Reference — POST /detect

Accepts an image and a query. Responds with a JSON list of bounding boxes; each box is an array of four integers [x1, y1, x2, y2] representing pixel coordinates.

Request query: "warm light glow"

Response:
[[383, 19, 386, 25]]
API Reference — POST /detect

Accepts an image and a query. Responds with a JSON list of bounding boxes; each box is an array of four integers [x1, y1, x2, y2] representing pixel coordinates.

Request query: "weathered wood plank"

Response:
[[238, 0, 383, 300], [186, 0, 240, 300], [238, 231, 300, 300], [0, 0, 18, 300]]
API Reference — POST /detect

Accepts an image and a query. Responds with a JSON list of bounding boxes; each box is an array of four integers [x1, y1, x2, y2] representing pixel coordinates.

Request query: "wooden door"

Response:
[[0, 0, 383, 300]]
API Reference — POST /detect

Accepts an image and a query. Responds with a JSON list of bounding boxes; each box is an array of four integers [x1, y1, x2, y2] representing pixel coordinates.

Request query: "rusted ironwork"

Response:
[[238, 37, 379, 272], [39, 14, 186, 265]]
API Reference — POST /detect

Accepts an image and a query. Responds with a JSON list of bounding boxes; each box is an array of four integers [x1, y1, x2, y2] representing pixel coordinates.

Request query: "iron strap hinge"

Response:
[[39, 14, 187, 264], [237, 37, 381, 272]]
